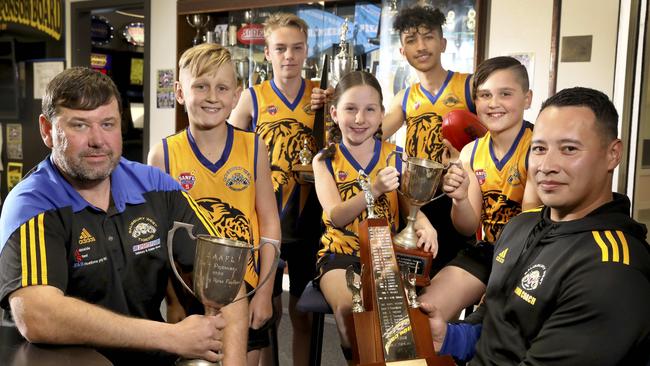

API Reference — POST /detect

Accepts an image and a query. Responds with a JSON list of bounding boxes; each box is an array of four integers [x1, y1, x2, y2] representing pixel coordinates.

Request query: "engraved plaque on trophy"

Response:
[[350, 171, 454, 366]]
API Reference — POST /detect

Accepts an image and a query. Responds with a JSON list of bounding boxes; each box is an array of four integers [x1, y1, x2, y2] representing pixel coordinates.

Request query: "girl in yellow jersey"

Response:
[[313, 71, 438, 360], [419, 56, 541, 321], [148, 43, 280, 366]]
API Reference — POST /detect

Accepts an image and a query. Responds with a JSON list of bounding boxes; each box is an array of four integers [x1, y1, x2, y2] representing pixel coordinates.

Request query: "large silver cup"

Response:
[[388, 151, 445, 249], [167, 221, 279, 366]]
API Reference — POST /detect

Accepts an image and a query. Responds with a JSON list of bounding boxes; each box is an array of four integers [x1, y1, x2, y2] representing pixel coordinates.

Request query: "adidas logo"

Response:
[[79, 228, 96, 244], [496, 248, 508, 264]]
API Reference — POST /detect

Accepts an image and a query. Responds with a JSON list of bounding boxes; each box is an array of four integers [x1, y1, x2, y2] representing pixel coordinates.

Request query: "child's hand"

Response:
[[441, 139, 461, 165], [442, 163, 470, 201], [311, 87, 334, 111], [415, 221, 438, 257], [372, 166, 400, 197], [249, 291, 273, 330]]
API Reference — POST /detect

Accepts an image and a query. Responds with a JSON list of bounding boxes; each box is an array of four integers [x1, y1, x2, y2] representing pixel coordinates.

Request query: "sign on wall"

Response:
[[0, 0, 63, 41]]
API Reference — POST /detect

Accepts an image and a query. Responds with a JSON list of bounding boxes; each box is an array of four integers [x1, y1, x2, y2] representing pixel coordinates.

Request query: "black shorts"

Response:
[[447, 241, 494, 284], [272, 239, 320, 298], [420, 194, 477, 276], [314, 253, 361, 289], [245, 283, 273, 351]]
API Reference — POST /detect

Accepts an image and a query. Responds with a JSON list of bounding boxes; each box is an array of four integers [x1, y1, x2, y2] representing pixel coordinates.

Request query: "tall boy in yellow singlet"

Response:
[[148, 43, 281, 366], [230, 13, 321, 366]]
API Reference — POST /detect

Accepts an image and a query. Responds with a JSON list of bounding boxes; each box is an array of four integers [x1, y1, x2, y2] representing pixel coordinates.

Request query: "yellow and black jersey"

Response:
[[402, 71, 474, 162], [470, 121, 533, 243], [250, 78, 320, 241], [163, 124, 260, 287], [318, 140, 402, 258]]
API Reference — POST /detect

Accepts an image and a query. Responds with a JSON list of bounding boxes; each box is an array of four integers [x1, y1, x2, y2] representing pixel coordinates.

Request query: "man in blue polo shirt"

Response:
[[0, 67, 247, 365]]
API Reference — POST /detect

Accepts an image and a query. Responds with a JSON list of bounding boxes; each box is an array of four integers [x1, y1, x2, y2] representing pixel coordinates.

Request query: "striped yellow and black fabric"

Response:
[[591, 230, 630, 265], [19, 213, 48, 287]]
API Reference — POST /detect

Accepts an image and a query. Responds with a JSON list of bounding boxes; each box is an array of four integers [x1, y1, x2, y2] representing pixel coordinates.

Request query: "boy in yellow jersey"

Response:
[[419, 56, 541, 321], [313, 6, 476, 278], [229, 13, 321, 366], [148, 43, 281, 366]]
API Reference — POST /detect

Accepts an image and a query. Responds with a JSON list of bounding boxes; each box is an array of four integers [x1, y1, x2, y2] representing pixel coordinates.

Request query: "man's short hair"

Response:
[[178, 43, 235, 80], [264, 13, 309, 44], [540, 87, 619, 143], [393, 6, 446, 39], [472, 56, 530, 100], [42, 67, 122, 122]]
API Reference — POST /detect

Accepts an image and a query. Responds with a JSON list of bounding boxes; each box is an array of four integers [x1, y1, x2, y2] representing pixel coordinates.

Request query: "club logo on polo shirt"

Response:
[[224, 166, 251, 191], [78, 228, 96, 245], [129, 217, 161, 255]]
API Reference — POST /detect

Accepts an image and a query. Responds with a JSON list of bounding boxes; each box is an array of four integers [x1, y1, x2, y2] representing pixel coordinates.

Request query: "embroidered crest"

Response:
[[521, 264, 546, 291], [224, 166, 252, 191], [267, 105, 278, 115], [475, 169, 487, 185], [178, 172, 196, 190], [338, 170, 348, 181]]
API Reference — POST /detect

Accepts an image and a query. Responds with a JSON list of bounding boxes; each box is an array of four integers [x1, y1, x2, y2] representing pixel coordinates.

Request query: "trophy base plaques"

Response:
[[393, 245, 433, 287], [292, 164, 314, 184]]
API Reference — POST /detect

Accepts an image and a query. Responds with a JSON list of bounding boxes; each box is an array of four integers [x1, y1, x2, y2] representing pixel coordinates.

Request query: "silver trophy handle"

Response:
[[167, 221, 198, 296], [388, 150, 448, 204], [230, 240, 281, 304]]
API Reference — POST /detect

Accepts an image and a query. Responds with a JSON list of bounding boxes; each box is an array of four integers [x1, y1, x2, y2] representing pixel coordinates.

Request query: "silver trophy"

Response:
[[167, 222, 279, 366], [330, 18, 355, 86], [346, 265, 364, 313], [358, 169, 378, 219], [186, 14, 212, 46], [387, 151, 445, 249]]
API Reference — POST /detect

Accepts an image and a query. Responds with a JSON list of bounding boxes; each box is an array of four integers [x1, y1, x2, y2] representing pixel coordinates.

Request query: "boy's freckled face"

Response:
[[176, 64, 241, 130]]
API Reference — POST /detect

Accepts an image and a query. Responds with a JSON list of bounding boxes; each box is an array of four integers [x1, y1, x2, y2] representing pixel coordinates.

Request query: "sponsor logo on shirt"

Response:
[[72, 247, 108, 269], [442, 93, 460, 107], [414, 101, 421, 110], [496, 248, 508, 264], [78, 228, 96, 245], [475, 169, 487, 185], [132, 238, 162, 255], [178, 172, 196, 190], [267, 105, 278, 115], [338, 170, 348, 181], [128, 217, 158, 242], [507, 166, 522, 186], [224, 166, 252, 191]]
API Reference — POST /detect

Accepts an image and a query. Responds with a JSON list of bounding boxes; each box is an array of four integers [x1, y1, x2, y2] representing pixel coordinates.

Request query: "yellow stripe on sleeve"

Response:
[[38, 213, 48, 285], [20, 224, 27, 287], [28, 218, 37, 285], [604, 231, 619, 263], [592, 231, 609, 262], [616, 231, 630, 265], [522, 206, 543, 213], [181, 191, 217, 236]]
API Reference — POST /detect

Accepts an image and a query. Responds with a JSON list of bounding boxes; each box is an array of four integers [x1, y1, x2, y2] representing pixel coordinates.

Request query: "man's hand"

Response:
[[442, 162, 470, 201], [249, 291, 273, 330], [419, 302, 447, 352], [171, 313, 226, 362], [311, 87, 334, 111]]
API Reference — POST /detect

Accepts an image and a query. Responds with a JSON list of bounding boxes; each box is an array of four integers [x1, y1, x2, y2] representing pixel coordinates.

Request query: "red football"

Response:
[[442, 110, 488, 151]]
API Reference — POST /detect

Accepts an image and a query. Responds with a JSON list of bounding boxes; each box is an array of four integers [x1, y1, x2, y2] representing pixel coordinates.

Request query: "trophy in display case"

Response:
[[167, 222, 279, 366], [387, 151, 446, 287], [186, 14, 212, 46], [293, 18, 356, 184], [351, 170, 454, 366]]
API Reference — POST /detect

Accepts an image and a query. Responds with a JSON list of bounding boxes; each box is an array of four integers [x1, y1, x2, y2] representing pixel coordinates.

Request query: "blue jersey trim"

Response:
[[394, 145, 404, 173], [439, 323, 482, 361], [271, 78, 305, 112], [489, 120, 527, 171], [421, 70, 453, 106], [250, 87, 259, 131], [254, 135, 259, 181], [162, 138, 170, 174], [465, 74, 476, 114], [186, 124, 234, 173], [0, 157, 182, 248], [339, 139, 381, 174], [470, 139, 479, 171], [402, 86, 411, 116]]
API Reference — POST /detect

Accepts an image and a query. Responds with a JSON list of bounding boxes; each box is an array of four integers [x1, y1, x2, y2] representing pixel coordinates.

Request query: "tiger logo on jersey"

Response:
[[481, 190, 523, 242], [405, 111, 445, 161], [256, 118, 313, 191], [196, 197, 253, 245]]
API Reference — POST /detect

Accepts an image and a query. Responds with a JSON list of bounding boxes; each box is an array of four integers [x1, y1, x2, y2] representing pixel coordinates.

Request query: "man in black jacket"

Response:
[[423, 87, 650, 365]]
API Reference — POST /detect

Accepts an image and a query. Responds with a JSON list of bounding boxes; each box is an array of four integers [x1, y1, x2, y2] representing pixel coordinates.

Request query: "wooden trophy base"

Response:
[[393, 245, 433, 287], [292, 164, 314, 184]]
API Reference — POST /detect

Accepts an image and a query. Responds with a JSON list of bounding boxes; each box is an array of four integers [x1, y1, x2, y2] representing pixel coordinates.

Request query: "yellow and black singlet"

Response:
[[318, 139, 402, 258], [470, 120, 534, 243], [250, 78, 319, 241], [402, 71, 475, 162], [163, 123, 261, 286]]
